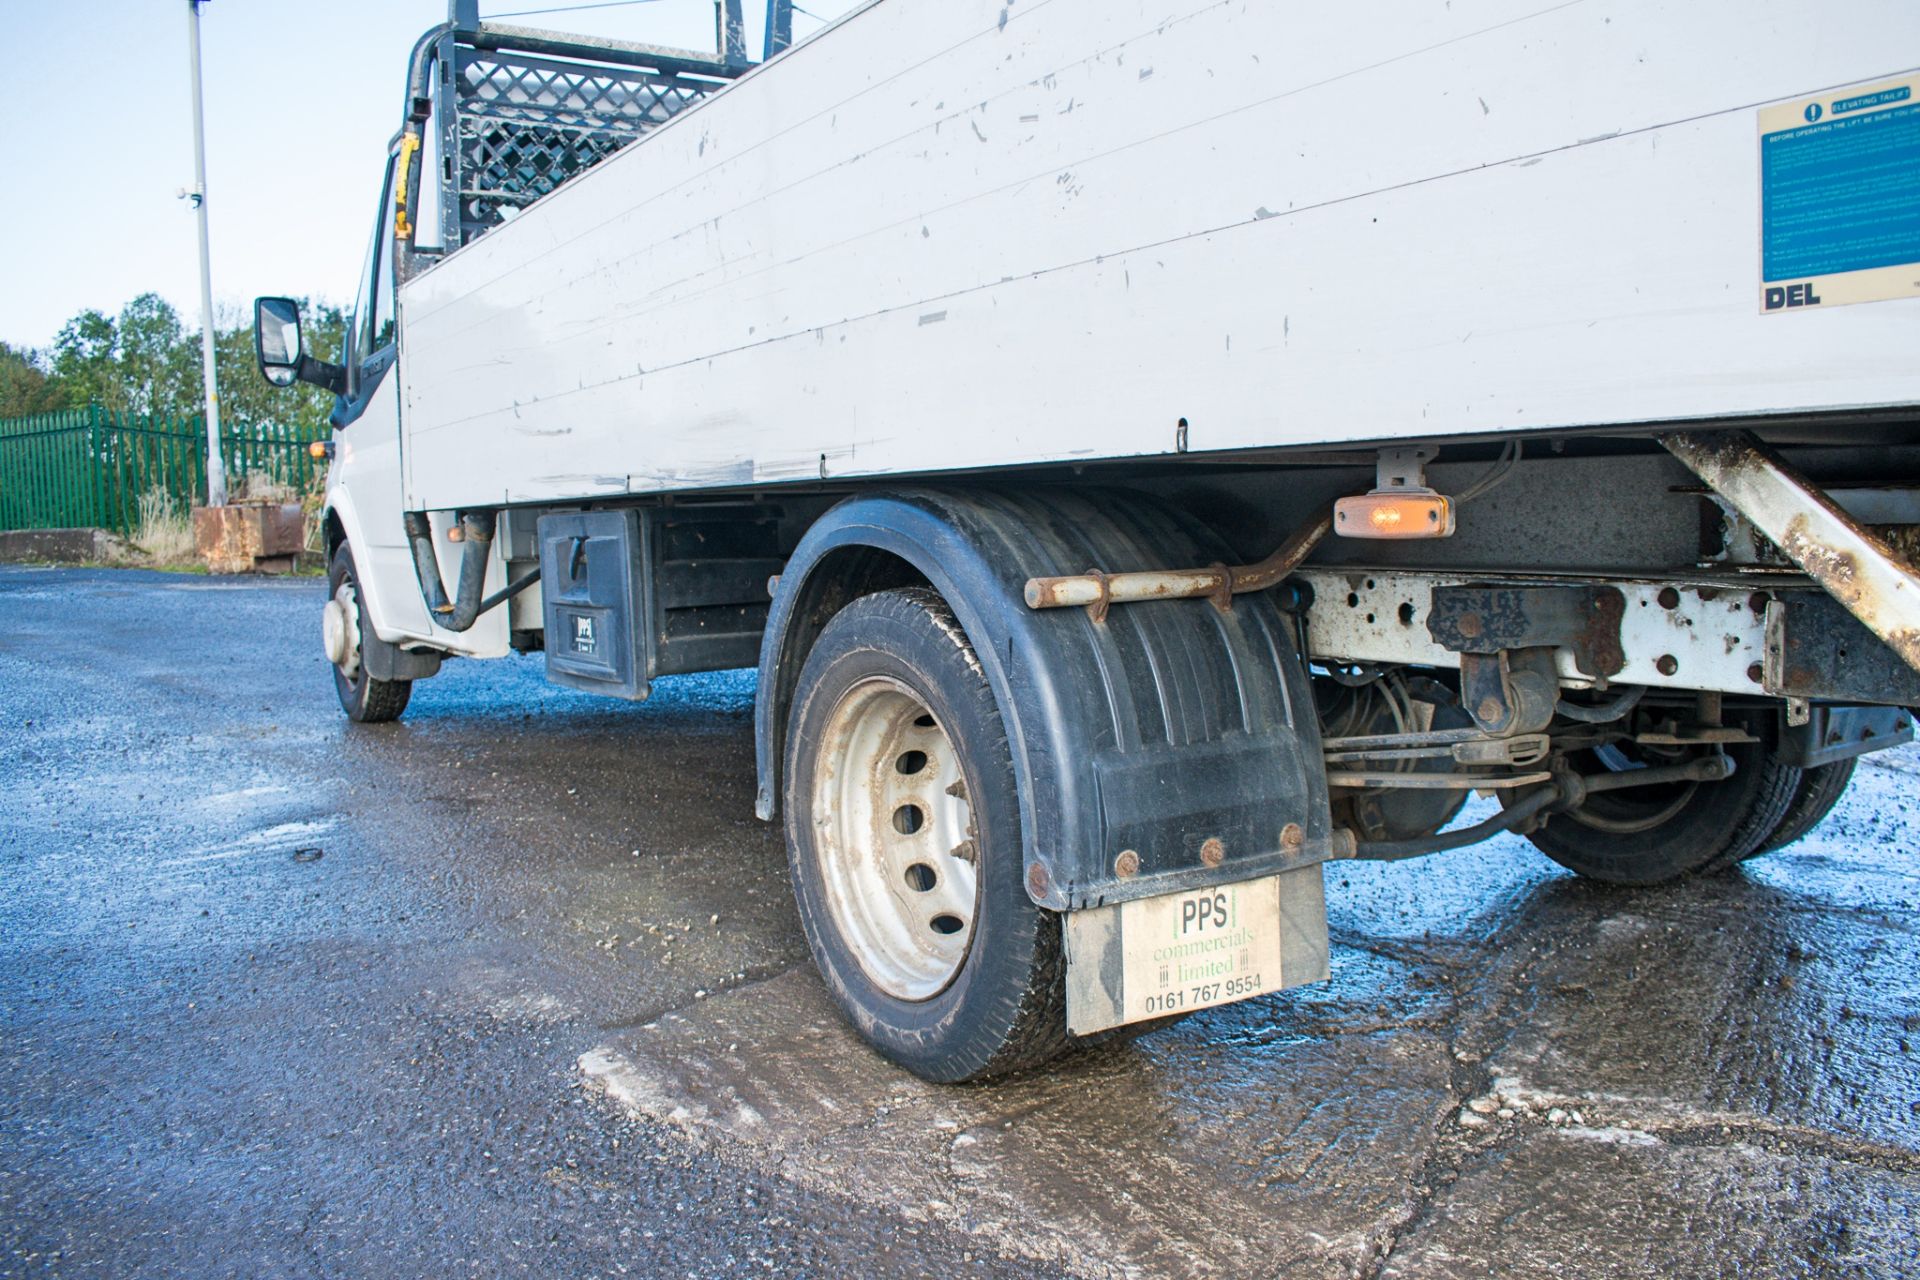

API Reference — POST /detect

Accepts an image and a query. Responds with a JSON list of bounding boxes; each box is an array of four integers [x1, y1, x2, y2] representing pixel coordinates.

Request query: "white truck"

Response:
[[254, 0, 1920, 1081]]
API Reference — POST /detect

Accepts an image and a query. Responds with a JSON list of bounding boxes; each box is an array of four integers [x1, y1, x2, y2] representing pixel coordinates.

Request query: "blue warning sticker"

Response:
[[1758, 74, 1920, 312]]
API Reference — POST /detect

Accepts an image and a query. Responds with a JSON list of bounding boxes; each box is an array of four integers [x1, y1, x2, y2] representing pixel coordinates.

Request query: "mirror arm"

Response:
[[298, 355, 347, 397]]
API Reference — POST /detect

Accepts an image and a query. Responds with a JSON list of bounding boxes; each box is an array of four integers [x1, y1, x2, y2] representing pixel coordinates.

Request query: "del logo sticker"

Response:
[[1757, 74, 1920, 312]]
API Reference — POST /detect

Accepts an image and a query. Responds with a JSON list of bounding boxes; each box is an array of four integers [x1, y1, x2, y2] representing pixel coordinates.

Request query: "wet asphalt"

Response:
[[1, 566, 1917, 1279]]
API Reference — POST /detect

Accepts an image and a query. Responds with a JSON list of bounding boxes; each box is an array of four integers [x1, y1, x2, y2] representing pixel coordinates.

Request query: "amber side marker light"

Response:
[[1334, 491, 1456, 540], [308, 440, 335, 461]]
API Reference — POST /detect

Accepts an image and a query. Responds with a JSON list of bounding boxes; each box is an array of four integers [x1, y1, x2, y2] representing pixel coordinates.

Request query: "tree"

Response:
[[0, 342, 64, 418], [37, 292, 350, 431], [115, 294, 200, 417], [50, 308, 122, 412], [48, 294, 200, 417]]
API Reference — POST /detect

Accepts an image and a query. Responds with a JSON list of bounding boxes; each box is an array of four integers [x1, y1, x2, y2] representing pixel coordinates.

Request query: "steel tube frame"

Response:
[[1024, 504, 1335, 619], [1662, 430, 1920, 678]]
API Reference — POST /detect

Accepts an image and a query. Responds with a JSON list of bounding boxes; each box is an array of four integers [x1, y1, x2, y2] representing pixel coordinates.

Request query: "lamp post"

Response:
[[184, 0, 227, 508]]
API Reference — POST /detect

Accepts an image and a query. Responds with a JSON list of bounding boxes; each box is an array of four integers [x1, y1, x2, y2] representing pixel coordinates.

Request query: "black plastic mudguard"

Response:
[[361, 629, 443, 682], [755, 488, 1334, 912]]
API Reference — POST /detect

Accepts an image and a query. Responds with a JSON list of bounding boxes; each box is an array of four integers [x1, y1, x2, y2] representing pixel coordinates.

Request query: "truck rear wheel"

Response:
[[325, 545, 413, 724], [783, 588, 1069, 1082], [1522, 715, 1800, 885], [1735, 758, 1856, 863]]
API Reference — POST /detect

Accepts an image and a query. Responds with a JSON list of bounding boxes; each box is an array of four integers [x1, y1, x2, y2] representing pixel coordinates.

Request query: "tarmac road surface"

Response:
[[3, 566, 1917, 1278]]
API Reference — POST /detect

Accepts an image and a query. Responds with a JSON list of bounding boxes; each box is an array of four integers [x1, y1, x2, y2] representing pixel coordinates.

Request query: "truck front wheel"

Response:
[[325, 545, 413, 724], [783, 588, 1068, 1082]]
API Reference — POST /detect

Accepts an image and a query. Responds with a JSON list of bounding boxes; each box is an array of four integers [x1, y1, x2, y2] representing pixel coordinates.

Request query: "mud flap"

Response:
[[361, 629, 443, 682], [1062, 863, 1330, 1036]]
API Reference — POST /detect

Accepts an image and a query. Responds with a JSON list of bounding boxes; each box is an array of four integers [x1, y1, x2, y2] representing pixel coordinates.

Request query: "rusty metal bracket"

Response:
[[1762, 592, 1920, 704], [1426, 584, 1627, 677], [1457, 648, 1561, 737], [1661, 430, 1920, 679], [1083, 568, 1111, 624], [1205, 562, 1235, 614]]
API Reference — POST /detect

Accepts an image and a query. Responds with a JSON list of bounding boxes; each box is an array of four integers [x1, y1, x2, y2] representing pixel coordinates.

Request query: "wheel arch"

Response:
[[322, 497, 443, 684], [317, 487, 409, 643], [754, 497, 991, 828], [322, 507, 347, 559], [754, 488, 1336, 911], [758, 540, 931, 793]]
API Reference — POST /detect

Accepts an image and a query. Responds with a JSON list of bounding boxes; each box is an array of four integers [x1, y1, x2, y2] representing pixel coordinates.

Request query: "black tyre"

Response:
[[1742, 758, 1856, 861], [325, 544, 412, 724], [1522, 713, 1800, 885], [783, 588, 1069, 1082]]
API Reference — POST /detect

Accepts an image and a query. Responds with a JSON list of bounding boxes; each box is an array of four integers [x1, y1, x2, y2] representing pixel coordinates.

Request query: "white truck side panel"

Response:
[[398, 0, 1920, 510]]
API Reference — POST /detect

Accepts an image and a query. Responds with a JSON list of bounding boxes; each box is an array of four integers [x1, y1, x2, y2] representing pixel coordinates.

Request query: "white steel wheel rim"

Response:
[[324, 581, 363, 680], [811, 676, 979, 1001]]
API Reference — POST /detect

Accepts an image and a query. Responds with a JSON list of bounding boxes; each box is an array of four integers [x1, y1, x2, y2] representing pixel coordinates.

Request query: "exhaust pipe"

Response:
[[403, 510, 537, 633]]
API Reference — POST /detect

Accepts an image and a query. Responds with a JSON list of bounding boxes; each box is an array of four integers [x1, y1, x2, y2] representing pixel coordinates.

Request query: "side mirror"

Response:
[[254, 296, 347, 396], [255, 296, 304, 388]]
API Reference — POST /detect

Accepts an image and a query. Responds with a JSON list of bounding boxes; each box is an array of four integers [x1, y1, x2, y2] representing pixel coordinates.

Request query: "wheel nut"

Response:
[[1114, 849, 1140, 878], [1200, 837, 1225, 868]]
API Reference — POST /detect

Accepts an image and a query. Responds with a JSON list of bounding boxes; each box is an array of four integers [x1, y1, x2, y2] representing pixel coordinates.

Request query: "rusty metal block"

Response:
[[1763, 593, 1920, 705], [193, 503, 307, 574], [1426, 584, 1627, 677]]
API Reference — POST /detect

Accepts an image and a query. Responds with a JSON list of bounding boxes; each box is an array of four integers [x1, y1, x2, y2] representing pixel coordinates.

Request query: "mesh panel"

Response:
[[454, 50, 719, 244]]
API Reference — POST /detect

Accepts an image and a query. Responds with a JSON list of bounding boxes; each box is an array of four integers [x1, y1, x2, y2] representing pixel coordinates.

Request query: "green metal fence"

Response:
[[0, 406, 326, 536]]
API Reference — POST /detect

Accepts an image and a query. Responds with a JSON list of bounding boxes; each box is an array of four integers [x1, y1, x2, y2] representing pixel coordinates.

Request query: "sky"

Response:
[[1, 0, 855, 352]]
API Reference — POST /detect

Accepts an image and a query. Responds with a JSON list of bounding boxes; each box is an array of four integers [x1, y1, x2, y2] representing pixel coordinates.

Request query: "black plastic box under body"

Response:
[[538, 510, 652, 700]]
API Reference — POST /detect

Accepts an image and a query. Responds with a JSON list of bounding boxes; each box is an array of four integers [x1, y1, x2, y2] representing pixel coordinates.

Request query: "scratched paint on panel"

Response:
[[394, 2, 1920, 514]]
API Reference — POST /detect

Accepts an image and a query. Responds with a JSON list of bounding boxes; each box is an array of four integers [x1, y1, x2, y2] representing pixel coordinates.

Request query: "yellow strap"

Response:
[[394, 132, 421, 240]]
